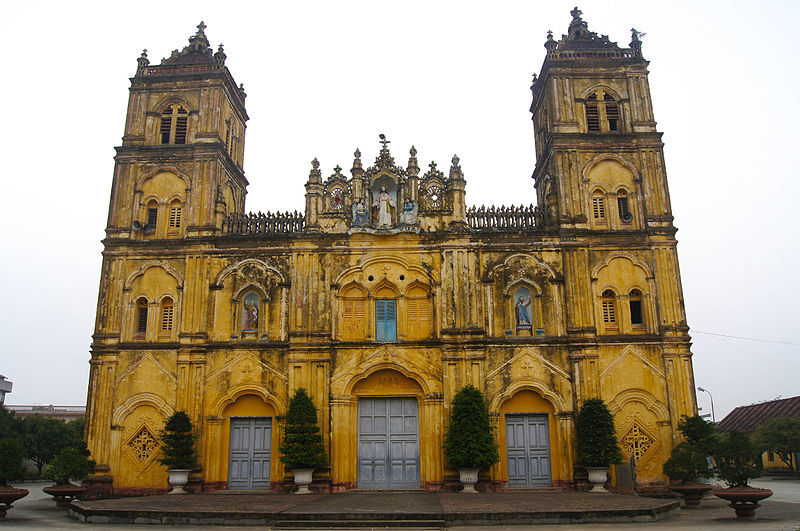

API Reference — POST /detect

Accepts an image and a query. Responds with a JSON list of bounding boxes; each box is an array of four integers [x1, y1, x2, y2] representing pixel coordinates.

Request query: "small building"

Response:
[[717, 395, 800, 474], [4, 404, 86, 422], [0, 375, 12, 405]]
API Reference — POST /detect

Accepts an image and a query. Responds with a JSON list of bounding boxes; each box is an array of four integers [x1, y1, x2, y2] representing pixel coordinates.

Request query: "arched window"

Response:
[[591, 191, 606, 223], [629, 289, 644, 328], [604, 93, 619, 131], [341, 284, 367, 340], [585, 93, 600, 132], [241, 291, 260, 331], [160, 297, 174, 334], [145, 199, 159, 236], [405, 284, 431, 340], [617, 190, 631, 223], [168, 199, 182, 235], [601, 289, 618, 331], [159, 105, 189, 145], [135, 297, 149, 338], [585, 90, 621, 133]]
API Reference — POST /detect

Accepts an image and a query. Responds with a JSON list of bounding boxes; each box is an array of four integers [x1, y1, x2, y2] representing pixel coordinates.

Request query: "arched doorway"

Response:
[[352, 369, 423, 489], [221, 394, 277, 489], [498, 390, 559, 487]]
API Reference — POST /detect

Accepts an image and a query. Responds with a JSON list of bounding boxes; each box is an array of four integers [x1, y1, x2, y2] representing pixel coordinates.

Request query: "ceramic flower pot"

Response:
[[713, 487, 773, 520], [0, 487, 28, 518], [585, 467, 609, 492], [43, 483, 87, 508], [669, 482, 713, 508], [293, 468, 314, 494], [166, 469, 192, 494], [458, 467, 481, 493]]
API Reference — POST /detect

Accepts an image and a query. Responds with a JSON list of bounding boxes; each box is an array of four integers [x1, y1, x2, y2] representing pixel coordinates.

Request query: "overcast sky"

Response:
[[1, 1, 798, 422]]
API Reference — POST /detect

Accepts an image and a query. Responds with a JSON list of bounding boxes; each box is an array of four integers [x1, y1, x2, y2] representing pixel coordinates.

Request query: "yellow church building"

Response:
[[84, 9, 698, 495]]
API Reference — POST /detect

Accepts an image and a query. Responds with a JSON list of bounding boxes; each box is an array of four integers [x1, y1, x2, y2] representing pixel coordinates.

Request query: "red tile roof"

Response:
[[716, 395, 800, 433]]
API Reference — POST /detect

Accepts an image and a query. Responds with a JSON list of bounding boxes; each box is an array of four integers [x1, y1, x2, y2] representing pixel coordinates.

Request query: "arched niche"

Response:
[[351, 368, 424, 396]]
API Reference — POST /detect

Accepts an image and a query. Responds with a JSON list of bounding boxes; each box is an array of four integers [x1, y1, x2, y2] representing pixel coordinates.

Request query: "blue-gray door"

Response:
[[358, 397, 419, 488], [506, 414, 551, 487], [228, 417, 271, 489]]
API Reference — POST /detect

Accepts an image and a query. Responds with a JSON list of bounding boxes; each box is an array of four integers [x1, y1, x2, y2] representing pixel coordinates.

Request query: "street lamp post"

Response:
[[697, 386, 715, 423]]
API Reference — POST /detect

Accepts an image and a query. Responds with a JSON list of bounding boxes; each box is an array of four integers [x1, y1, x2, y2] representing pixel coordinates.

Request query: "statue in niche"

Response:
[[399, 199, 418, 225], [242, 292, 259, 330], [514, 287, 532, 328], [373, 186, 396, 228], [352, 198, 369, 227]]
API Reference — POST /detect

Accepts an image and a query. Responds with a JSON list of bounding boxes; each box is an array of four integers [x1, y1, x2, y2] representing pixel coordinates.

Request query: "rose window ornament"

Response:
[[331, 188, 344, 210], [427, 186, 442, 208]]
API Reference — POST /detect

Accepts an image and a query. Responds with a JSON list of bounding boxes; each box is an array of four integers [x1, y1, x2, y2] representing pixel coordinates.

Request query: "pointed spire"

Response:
[[450, 154, 464, 181], [630, 28, 645, 57]]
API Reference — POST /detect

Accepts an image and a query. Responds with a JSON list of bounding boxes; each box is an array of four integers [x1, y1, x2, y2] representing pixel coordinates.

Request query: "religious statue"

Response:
[[373, 186, 395, 228], [352, 198, 369, 227], [242, 292, 259, 330], [399, 199, 418, 225], [515, 292, 531, 327]]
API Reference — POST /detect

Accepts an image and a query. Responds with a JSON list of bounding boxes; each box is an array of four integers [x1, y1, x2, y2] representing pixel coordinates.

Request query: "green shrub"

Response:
[[45, 446, 95, 485], [714, 431, 762, 488], [575, 398, 623, 467], [663, 442, 713, 483], [677, 415, 718, 454], [443, 385, 499, 469], [158, 411, 198, 470], [0, 438, 25, 486], [279, 389, 327, 469]]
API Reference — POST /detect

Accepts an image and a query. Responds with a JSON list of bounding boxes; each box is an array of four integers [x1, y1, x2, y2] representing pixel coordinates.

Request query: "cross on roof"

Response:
[[379, 133, 390, 150], [197, 21, 207, 33]]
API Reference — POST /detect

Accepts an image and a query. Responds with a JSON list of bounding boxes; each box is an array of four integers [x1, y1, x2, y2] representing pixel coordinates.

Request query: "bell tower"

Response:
[[531, 8, 672, 232], [107, 22, 248, 239]]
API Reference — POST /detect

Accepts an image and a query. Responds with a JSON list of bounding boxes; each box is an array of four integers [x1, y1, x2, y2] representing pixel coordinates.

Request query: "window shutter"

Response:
[[375, 300, 397, 342], [604, 93, 619, 131], [592, 196, 605, 219], [169, 205, 182, 228], [175, 107, 188, 144], [161, 304, 174, 331], [586, 94, 600, 132], [160, 106, 172, 144], [137, 306, 148, 333]]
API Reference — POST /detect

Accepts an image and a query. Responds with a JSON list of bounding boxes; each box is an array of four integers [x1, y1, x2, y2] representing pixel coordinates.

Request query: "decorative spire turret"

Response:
[[630, 28, 645, 57], [352, 149, 362, 171], [213, 44, 227, 70], [449, 155, 463, 180], [136, 49, 149, 76], [407, 146, 419, 176], [161, 22, 214, 65], [567, 6, 591, 40], [308, 157, 322, 183], [544, 30, 557, 51], [372, 134, 397, 171], [189, 21, 211, 52]]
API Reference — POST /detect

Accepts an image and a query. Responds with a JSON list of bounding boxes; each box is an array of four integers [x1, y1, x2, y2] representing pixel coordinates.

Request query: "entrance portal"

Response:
[[357, 397, 420, 488], [505, 413, 551, 487], [228, 417, 271, 489]]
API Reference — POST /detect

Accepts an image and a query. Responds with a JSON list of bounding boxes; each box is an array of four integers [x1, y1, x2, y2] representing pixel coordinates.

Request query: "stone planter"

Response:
[[458, 467, 481, 493], [585, 467, 609, 492], [0, 487, 28, 518], [669, 482, 713, 508], [43, 483, 87, 508], [166, 469, 192, 494], [293, 468, 314, 494], [713, 487, 773, 520]]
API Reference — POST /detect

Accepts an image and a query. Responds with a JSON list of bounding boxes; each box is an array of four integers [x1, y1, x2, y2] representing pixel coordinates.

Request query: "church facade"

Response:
[[85, 10, 697, 494]]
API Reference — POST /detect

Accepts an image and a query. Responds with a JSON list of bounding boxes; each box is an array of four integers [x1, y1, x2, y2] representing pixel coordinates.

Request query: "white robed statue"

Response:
[[373, 186, 395, 228]]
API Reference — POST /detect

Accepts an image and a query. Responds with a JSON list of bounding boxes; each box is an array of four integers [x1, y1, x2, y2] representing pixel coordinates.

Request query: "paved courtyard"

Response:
[[1, 477, 798, 529]]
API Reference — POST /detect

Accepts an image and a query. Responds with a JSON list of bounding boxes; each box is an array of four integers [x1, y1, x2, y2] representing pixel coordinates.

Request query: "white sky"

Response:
[[1, 1, 798, 422]]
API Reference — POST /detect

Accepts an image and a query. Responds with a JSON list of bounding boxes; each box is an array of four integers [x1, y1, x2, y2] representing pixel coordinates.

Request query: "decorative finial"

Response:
[[334, 165, 342, 174], [141, 49, 148, 58], [312, 158, 320, 170], [309, 157, 321, 183], [379, 133, 390, 151], [352, 148, 362, 171], [630, 28, 645, 56], [213, 43, 227, 69], [136, 49, 150, 76], [570, 7, 582, 21], [410, 145, 417, 157], [429, 161, 437, 171], [547, 30, 553, 40], [450, 155, 462, 176], [197, 21, 207, 34]]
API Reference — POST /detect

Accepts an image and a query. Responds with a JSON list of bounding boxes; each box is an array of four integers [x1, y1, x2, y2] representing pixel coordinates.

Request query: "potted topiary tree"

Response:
[[443, 385, 499, 493], [575, 398, 623, 492], [712, 430, 773, 520], [0, 438, 28, 518], [158, 411, 198, 494], [279, 388, 326, 494], [663, 415, 717, 508], [42, 446, 94, 507]]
